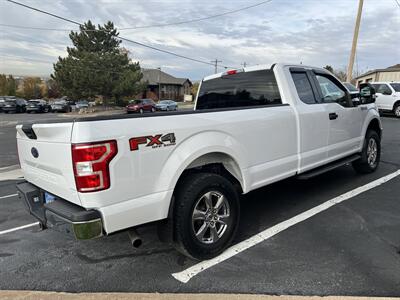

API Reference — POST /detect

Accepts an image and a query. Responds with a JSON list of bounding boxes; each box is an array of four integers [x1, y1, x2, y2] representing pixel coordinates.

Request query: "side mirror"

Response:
[[359, 83, 376, 104]]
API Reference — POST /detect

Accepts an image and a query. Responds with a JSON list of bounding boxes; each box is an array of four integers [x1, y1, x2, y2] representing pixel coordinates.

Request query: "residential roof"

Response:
[[141, 69, 191, 85], [354, 64, 400, 79]]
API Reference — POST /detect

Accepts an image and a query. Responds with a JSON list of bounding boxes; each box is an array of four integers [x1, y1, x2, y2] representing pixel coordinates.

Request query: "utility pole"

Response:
[[346, 0, 364, 82], [157, 67, 161, 101], [211, 59, 222, 74], [241, 62, 247, 68]]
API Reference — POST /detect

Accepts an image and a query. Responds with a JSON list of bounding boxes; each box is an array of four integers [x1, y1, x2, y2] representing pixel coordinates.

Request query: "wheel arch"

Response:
[[365, 117, 382, 139], [393, 100, 400, 112], [167, 151, 245, 220], [154, 130, 248, 220]]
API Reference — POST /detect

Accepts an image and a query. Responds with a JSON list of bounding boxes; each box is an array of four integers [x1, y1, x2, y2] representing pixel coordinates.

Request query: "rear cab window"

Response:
[[196, 69, 282, 110]]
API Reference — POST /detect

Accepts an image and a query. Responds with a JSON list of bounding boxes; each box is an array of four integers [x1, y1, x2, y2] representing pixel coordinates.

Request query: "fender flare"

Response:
[[154, 130, 248, 196]]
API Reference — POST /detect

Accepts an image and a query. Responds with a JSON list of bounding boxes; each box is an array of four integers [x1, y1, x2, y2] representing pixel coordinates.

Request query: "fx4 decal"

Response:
[[129, 133, 176, 151]]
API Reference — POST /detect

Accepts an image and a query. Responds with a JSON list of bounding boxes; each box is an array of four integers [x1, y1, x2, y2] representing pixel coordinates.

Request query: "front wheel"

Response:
[[352, 130, 380, 174], [139, 108, 144, 114], [173, 173, 240, 260], [151, 107, 155, 113]]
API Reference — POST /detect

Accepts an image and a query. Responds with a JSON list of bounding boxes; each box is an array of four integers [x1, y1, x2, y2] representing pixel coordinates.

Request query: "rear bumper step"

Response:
[[16, 181, 103, 240]]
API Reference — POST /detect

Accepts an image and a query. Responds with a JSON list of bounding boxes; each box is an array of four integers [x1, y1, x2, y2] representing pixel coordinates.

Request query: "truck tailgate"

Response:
[[16, 122, 81, 206]]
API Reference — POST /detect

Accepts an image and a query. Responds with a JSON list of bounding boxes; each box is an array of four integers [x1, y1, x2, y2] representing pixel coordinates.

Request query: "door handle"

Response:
[[329, 112, 338, 120]]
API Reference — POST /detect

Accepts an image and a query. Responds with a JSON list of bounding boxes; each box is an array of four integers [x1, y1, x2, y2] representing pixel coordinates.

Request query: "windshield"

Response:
[[159, 100, 169, 104], [343, 82, 358, 92], [390, 83, 400, 92], [54, 101, 66, 104]]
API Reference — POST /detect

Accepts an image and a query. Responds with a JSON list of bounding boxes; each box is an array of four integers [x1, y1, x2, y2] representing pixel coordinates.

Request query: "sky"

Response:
[[0, 0, 399, 80]]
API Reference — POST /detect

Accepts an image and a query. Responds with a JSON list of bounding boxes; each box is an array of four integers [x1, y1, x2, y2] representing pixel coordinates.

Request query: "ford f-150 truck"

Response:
[[16, 63, 382, 259]]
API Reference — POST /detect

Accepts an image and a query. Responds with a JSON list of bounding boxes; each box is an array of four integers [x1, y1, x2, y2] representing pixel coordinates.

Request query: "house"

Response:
[[354, 64, 400, 86], [140, 69, 192, 101]]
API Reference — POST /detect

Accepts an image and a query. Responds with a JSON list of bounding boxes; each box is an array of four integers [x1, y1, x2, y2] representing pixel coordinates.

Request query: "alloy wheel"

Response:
[[367, 138, 378, 167], [191, 191, 230, 244]]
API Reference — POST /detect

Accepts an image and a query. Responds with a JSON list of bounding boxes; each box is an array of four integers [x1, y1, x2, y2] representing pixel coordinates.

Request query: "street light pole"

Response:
[[346, 0, 364, 82]]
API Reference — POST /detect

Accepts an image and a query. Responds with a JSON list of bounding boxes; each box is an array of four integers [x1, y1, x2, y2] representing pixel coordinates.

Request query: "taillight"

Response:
[[71, 140, 118, 193]]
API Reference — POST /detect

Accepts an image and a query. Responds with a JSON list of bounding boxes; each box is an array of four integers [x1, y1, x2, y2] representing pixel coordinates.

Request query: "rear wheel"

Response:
[[173, 172, 240, 260], [151, 107, 155, 113], [352, 130, 380, 174], [139, 108, 144, 114], [394, 103, 400, 118]]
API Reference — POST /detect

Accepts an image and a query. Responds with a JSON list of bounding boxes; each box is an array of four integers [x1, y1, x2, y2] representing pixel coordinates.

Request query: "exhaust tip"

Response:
[[128, 229, 142, 248]]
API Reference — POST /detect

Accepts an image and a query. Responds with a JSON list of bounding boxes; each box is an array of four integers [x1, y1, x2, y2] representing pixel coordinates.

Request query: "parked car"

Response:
[[0, 96, 16, 112], [370, 82, 400, 118], [16, 63, 381, 260], [126, 99, 156, 113], [75, 100, 89, 110], [26, 99, 52, 113], [156, 100, 178, 111], [51, 99, 71, 113], [2, 98, 26, 113]]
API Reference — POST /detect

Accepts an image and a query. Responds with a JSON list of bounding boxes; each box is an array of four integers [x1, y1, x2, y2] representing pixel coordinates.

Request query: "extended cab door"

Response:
[[290, 68, 330, 172], [311, 71, 363, 160]]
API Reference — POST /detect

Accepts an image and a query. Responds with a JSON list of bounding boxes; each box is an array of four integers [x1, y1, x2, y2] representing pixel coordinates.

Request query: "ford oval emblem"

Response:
[[31, 147, 39, 158]]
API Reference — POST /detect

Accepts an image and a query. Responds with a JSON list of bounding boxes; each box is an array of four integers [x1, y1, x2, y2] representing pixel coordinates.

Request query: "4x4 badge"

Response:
[[129, 133, 176, 151]]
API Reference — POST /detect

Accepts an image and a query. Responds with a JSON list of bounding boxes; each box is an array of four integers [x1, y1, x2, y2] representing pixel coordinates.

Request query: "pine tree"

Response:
[[52, 21, 144, 105]]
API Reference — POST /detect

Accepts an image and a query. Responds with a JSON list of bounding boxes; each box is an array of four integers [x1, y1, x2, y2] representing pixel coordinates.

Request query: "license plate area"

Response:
[[44, 192, 57, 204]]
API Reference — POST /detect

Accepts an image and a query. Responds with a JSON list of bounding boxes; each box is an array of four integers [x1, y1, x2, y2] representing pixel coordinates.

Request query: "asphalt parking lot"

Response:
[[0, 114, 399, 296]]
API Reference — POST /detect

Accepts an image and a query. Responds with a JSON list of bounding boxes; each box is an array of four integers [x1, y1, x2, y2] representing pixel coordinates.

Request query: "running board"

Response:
[[297, 154, 361, 180]]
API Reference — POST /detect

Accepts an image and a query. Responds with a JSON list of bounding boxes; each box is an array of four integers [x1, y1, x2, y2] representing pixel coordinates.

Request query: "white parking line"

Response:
[[0, 193, 18, 200], [172, 169, 400, 283], [0, 222, 39, 236]]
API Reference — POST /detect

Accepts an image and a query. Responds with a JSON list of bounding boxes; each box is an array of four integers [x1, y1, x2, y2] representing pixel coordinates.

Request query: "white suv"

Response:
[[371, 82, 400, 118]]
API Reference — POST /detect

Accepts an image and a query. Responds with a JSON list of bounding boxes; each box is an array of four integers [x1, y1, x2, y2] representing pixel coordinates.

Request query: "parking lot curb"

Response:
[[0, 292, 398, 300]]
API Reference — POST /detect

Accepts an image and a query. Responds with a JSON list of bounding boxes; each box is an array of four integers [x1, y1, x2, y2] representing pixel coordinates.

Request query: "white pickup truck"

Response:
[[16, 63, 382, 259], [370, 82, 400, 118]]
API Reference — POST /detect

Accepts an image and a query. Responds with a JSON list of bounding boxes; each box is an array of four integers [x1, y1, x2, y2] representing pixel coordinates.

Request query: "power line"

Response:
[[394, 0, 400, 9], [5, 0, 236, 69], [2, 0, 274, 32], [119, 0, 274, 30]]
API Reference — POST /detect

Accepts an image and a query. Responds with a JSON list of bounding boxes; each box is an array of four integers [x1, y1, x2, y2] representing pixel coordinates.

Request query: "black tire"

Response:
[[151, 107, 155, 113], [139, 108, 144, 114], [173, 172, 240, 260], [394, 102, 400, 118], [352, 130, 380, 174]]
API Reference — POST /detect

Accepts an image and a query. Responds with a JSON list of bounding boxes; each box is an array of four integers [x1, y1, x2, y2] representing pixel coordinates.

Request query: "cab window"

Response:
[[291, 72, 317, 104]]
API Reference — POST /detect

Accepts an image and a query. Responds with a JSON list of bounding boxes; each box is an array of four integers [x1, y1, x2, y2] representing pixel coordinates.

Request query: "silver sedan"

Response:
[[155, 100, 178, 111]]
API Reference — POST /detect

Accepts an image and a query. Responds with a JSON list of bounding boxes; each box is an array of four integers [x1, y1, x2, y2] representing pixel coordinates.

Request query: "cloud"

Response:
[[0, 0, 399, 80]]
